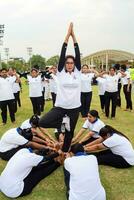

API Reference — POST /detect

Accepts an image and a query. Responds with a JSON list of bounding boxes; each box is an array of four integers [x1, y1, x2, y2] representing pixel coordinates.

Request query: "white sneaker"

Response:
[[54, 128, 58, 133], [62, 115, 70, 131]]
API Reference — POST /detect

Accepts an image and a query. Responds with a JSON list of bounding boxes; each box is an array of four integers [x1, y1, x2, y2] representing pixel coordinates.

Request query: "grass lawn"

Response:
[[0, 81, 134, 200]]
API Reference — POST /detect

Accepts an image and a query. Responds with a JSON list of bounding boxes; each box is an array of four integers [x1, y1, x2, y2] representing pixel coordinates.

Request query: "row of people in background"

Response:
[[0, 63, 133, 125], [97, 64, 133, 118], [28, 63, 133, 120], [80, 63, 133, 119], [0, 52, 133, 123]]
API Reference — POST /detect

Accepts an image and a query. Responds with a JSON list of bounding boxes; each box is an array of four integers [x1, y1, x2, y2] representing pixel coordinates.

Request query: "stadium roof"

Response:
[[82, 49, 134, 64]]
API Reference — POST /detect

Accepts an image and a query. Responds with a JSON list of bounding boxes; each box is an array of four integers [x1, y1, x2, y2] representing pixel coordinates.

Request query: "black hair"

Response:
[[29, 115, 39, 128], [120, 64, 126, 71], [20, 128, 33, 141], [31, 68, 38, 72], [88, 110, 100, 118], [65, 55, 75, 63], [114, 64, 120, 70], [109, 66, 116, 71], [99, 125, 129, 140], [1, 68, 7, 72], [70, 143, 84, 154], [82, 64, 89, 69]]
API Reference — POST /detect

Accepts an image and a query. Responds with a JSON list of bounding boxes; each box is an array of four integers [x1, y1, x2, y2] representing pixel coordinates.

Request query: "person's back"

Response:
[[64, 154, 106, 200], [0, 128, 28, 153], [0, 148, 43, 198]]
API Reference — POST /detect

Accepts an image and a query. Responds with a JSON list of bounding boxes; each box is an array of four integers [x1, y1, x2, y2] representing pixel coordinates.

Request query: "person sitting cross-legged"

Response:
[[64, 143, 106, 200]]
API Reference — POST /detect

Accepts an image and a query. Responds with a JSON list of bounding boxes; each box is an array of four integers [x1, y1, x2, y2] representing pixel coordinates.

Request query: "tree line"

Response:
[[1, 55, 60, 71]]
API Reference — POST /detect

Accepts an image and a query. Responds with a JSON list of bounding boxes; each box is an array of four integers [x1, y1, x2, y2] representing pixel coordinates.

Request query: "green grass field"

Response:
[[0, 82, 134, 200]]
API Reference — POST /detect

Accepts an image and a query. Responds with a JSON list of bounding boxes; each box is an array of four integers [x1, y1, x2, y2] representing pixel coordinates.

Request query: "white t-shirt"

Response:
[[20, 119, 31, 129], [96, 77, 106, 95], [104, 74, 120, 93], [103, 133, 134, 165], [83, 119, 105, 138], [81, 73, 94, 92], [27, 75, 42, 97], [0, 148, 43, 198], [121, 71, 132, 85], [49, 74, 57, 94], [55, 68, 81, 109], [0, 128, 28, 152], [0, 76, 16, 101], [13, 82, 20, 93], [64, 155, 106, 200]]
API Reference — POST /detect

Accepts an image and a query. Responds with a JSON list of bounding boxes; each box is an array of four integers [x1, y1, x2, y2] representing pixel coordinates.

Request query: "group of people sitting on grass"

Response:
[[0, 110, 134, 200], [0, 23, 134, 200]]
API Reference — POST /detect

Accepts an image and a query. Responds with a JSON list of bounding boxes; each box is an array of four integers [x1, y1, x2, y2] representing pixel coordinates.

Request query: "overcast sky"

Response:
[[0, 0, 134, 61]]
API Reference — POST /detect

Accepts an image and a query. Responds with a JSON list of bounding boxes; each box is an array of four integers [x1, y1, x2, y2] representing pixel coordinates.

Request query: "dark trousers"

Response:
[[20, 160, 60, 197], [64, 167, 70, 200], [0, 146, 24, 161], [0, 99, 15, 123], [14, 91, 21, 113], [81, 137, 97, 146], [81, 92, 92, 117], [105, 91, 117, 118], [99, 95, 105, 110], [40, 91, 45, 112], [51, 92, 56, 107], [93, 150, 131, 168], [30, 97, 42, 116], [117, 83, 122, 107], [39, 107, 79, 152], [123, 84, 132, 110]]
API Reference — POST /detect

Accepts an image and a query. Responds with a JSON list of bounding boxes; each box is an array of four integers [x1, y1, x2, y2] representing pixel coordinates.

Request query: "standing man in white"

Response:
[[0, 68, 19, 125]]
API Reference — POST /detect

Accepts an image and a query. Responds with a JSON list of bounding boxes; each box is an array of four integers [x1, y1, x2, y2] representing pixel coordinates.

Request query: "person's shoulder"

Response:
[[97, 118, 103, 123], [17, 148, 30, 156], [74, 67, 81, 74], [64, 157, 72, 166], [57, 68, 66, 75], [112, 133, 121, 139], [27, 75, 31, 79], [37, 75, 41, 79], [87, 154, 97, 162], [2, 128, 17, 140], [65, 157, 72, 162], [83, 119, 90, 126], [5, 128, 17, 134]]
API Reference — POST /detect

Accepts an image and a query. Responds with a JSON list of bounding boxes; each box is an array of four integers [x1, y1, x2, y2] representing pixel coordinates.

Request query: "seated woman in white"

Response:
[[0, 127, 55, 161], [84, 125, 134, 168], [72, 110, 105, 146]]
